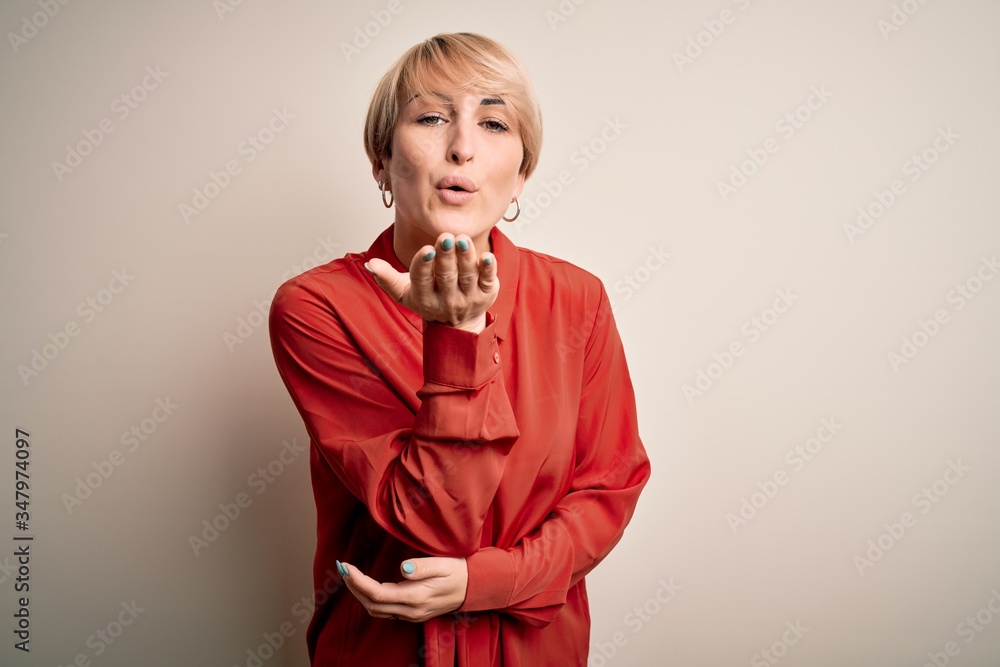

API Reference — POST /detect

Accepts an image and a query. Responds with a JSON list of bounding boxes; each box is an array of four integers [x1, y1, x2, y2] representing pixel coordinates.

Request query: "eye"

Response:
[[417, 114, 445, 126], [482, 118, 510, 133]]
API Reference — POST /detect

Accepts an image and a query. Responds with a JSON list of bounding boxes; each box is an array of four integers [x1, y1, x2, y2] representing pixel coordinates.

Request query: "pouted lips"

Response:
[[435, 176, 478, 205]]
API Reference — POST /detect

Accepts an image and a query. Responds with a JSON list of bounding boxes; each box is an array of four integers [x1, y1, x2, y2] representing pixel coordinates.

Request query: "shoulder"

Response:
[[270, 251, 369, 322], [515, 245, 608, 308]]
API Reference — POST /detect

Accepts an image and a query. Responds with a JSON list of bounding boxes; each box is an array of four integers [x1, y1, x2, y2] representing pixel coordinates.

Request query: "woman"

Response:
[[269, 32, 650, 666]]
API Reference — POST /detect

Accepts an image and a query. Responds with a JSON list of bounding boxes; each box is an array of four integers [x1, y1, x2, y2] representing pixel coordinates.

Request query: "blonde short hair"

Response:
[[364, 33, 542, 179]]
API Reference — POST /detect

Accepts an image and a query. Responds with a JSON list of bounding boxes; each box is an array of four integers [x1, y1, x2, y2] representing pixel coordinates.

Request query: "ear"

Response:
[[512, 171, 526, 199], [372, 158, 388, 187]]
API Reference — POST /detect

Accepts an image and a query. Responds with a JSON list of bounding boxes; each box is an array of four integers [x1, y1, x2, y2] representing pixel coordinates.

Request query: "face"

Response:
[[374, 87, 526, 257]]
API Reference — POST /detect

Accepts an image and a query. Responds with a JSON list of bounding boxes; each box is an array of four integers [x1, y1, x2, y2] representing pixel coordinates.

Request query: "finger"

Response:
[[477, 253, 498, 295], [340, 563, 419, 619], [400, 556, 456, 581], [407, 244, 437, 301], [454, 235, 479, 294], [365, 257, 410, 303], [433, 233, 458, 290]]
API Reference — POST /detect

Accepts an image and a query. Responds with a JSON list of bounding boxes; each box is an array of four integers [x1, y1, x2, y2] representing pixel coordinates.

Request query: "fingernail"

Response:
[[484, 256, 493, 266], [336, 560, 349, 577], [423, 250, 436, 262], [441, 238, 454, 251], [402, 561, 415, 575], [456, 239, 469, 251], [363, 262, 374, 274]]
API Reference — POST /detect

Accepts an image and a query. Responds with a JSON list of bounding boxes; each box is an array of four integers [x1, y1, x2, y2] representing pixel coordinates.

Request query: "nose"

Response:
[[447, 119, 474, 164]]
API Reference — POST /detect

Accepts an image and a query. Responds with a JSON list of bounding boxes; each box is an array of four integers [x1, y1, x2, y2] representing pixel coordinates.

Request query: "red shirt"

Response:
[[268, 223, 650, 666]]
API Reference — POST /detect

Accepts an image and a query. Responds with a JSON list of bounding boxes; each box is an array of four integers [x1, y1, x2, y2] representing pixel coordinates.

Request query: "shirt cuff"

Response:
[[422, 311, 501, 389], [458, 547, 515, 613]]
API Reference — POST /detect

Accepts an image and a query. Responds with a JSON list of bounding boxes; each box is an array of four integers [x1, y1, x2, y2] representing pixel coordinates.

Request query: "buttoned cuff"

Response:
[[422, 311, 501, 389], [458, 547, 515, 613]]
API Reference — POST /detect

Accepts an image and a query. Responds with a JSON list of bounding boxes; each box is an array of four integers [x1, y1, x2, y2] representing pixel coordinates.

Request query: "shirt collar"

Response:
[[363, 223, 519, 341]]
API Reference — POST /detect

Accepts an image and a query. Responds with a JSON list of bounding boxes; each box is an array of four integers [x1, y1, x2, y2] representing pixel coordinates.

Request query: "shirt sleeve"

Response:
[[268, 273, 521, 557], [457, 284, 651, 626]]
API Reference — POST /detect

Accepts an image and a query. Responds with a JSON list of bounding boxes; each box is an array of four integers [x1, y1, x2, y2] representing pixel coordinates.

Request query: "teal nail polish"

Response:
[[484, 256, 493, 266], [336, 560, 349, 577], [402, 561, 415, 575], [456, 239, 469, 251], [423, 250, 435, 262], [441, 238, 454, 251]]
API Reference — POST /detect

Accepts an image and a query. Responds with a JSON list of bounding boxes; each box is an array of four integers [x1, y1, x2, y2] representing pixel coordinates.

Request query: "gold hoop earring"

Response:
[[502, 197, 520, 222], [380, 181, 393, 208]]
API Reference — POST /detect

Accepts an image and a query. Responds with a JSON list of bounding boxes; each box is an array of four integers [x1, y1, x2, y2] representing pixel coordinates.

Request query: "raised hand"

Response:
[[365, 233, 498, 333]]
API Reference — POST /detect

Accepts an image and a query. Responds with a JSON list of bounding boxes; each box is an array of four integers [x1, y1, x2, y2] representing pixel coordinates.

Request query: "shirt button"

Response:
[[493, 351, 500, 364]]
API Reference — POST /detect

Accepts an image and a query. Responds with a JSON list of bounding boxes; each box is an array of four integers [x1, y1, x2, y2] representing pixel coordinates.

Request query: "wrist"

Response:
[[451, 313, 487, 334]]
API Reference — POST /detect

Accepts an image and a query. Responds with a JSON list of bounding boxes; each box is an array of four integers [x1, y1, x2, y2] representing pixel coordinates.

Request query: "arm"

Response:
[[268, 236, 519, 557], [458, 284, 651, 626]]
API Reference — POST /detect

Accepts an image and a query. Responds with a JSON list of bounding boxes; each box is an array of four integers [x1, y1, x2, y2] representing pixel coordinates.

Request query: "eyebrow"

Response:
[[406, 93, 506, 107]]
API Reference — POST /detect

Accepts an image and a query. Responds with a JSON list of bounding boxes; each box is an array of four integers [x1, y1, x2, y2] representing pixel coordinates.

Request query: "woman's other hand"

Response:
[[339, 557, 469, 622], [365, 232, 497, 333]]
